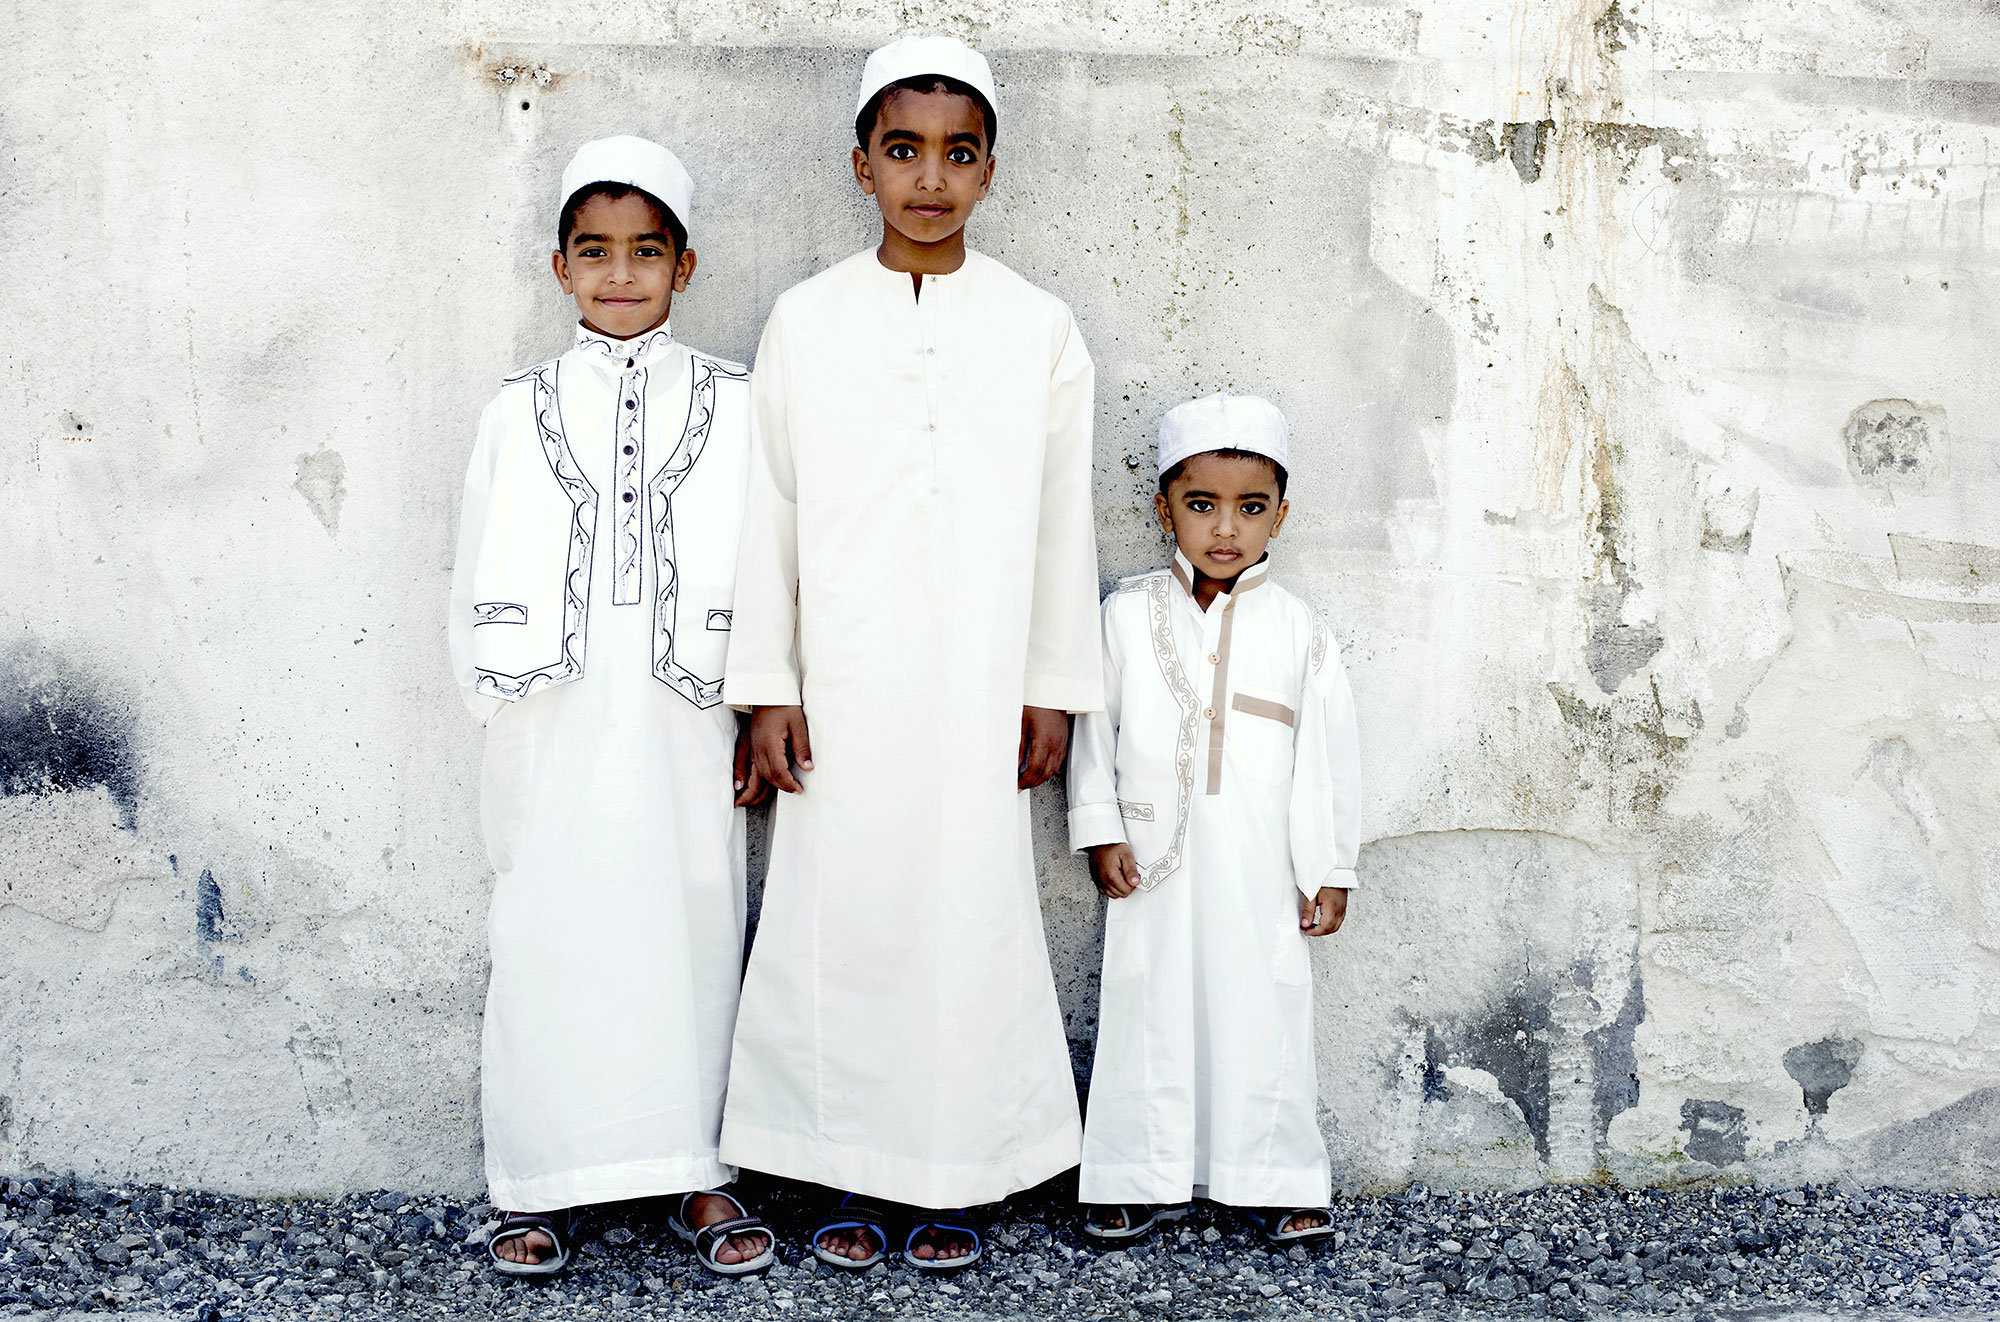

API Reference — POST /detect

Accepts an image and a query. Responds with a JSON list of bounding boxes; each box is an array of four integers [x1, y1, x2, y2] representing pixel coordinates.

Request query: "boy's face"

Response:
[[852, 88, 995, 250], [551, 192, 696, 339], [1154, 452, 1290, 583]]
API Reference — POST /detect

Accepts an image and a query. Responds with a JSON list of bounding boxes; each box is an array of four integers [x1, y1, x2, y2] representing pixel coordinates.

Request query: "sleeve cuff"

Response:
[[1297, 866, 1358, 899], [1068, 803, 1128, 853], [722, 671, 802, 712], [1026, 672, 1105, 714]]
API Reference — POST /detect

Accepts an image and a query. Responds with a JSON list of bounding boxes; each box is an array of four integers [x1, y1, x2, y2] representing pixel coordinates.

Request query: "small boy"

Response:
[[721, 37, 1103, 1272], [449, 136, 773, 1276], [1066, 393, 1361, 1244]]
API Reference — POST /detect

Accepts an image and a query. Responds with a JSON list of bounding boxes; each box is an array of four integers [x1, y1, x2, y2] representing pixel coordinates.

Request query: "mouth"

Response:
[[1206, 547, 1242, 561], [908, 204, 951, 219], [597, 297, 647, 306]]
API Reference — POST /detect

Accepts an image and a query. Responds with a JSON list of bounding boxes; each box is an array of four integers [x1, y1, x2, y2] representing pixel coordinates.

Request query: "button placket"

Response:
[[611, 366, 647, 605]]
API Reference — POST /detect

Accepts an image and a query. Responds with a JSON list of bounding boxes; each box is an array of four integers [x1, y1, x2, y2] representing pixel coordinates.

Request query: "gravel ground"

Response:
[[2, 1173, 1998, 1320]]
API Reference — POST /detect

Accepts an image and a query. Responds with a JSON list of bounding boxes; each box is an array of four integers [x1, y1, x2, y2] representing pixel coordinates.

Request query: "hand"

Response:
[[750, 705, 813, 794], [1090, 843, 1141, 899], [1019, 705, 1069, 791], [1300, 886, 1348, 936], [732, 713, 772, 807]]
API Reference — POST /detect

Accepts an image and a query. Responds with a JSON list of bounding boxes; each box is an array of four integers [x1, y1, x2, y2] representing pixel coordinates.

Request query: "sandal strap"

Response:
[[695, 1215, 768, 1257]]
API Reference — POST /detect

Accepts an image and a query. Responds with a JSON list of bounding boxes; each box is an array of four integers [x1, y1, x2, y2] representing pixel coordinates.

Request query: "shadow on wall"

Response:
[[0, 640, 140, 831], [1311, 829, 1643, 1192]]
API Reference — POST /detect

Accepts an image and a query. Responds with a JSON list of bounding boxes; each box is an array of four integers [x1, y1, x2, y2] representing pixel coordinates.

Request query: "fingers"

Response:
[[1303, 887, 1349, 936], [732, 719, 754, 795], [1018, 707, 1069, 791], [1092, 845, 1140, 898], [750, 706, 812, 793], [790, 708, 813, 773], [733, 760, 771, 808]]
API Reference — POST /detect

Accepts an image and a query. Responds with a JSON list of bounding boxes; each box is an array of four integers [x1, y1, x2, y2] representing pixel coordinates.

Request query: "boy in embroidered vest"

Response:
[[721, 36, 1103, 1272], [449, 135, 775, 1277], [1066, 393, 1362, 1246]]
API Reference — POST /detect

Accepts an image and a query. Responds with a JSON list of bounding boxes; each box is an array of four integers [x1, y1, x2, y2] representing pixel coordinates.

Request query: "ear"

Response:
[[852, 144, 876, 196], [551, 247, 573, 294], [1271, 497, 1290, 537], [975, 151, 996, 203], [1153, 490, 1174, 535], [673, 248, 698, 293]]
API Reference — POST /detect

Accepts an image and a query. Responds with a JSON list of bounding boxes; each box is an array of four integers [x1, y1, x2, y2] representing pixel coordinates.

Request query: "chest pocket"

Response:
[[1226, 683, 1297, 785]]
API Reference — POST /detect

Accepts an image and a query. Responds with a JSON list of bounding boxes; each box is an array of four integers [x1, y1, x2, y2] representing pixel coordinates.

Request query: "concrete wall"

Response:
[[4, 0, 1999, 1196]]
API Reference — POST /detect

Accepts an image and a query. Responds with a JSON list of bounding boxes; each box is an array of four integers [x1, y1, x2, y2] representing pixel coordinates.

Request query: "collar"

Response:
[[572, 321, 676, 371], [1170, 548, 1271, 605]]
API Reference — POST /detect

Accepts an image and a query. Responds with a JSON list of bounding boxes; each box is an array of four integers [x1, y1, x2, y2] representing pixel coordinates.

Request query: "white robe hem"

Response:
[[489, 1155, 736, 1214], [720, 1116, 1082, 1209], [1078, 1160, 1329, 1210]]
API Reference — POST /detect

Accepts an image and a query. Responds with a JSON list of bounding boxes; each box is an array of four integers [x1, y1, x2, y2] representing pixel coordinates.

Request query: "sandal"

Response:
[[1263, 1207, 1337, 1244], [903, 1209, 982, 1272], [487, 1207, 579, 1276], [1083, 1202, 1190, 1243], [669, 1189, 777, 1276], [812, 1193, 893, 1270]]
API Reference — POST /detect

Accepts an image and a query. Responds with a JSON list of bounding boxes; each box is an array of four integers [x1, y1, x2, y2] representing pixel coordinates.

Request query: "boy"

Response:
[[1066, 392, 1361, 1244], [449, 135, 773, 1277], [721, 36, 1102, 1271]]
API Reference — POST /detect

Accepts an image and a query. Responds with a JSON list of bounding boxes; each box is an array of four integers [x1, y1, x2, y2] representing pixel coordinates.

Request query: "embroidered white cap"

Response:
[[854, 35, 999, 132], [1157, 392, 1292, 478], [559, 135, 695, 241]]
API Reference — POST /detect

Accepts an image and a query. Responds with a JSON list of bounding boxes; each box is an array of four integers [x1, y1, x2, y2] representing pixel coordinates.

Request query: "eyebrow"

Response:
[[878, 128, 986, 149], [569, 232, 670, 245], [1180, 488, 1272, 500]]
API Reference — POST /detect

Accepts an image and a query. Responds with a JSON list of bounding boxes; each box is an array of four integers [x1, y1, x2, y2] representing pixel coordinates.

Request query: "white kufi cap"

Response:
[[1157, 392, 1292, 478], [559, 135, 695, 240], [855, 35, 998, 128]]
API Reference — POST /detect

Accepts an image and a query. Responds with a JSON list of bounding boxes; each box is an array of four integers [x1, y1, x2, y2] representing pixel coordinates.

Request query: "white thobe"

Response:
[[720, 249, 1103, 1208], [449, 323, 751, 1212], [1067, 552, 1361, 1208]]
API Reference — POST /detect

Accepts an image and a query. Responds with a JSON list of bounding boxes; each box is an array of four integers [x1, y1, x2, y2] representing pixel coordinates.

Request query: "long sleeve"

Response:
[[722, 310, 803, 710], [1066, 594, 1127, 851], [1023, 312, 1104, 713], [447, 398, 506, 726], [1288, 614, 1362, 897]]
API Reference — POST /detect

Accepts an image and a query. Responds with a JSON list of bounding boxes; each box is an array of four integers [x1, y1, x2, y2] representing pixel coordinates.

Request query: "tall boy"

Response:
[[1067, 393, 1361, 1243], [450, 136, 772, 1276], [722, 36, 1102, 1270]]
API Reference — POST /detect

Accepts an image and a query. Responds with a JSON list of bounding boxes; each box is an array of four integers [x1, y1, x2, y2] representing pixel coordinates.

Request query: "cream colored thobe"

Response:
[[1067, 552, 1360, 1208], [449, 322, 752, 1212], [720, 248, 1102, 1208]]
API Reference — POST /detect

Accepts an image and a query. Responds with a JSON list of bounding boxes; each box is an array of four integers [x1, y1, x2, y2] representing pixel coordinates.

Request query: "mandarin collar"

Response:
[[1171, 548, 1271, 606], [573, 321, 676, 372]]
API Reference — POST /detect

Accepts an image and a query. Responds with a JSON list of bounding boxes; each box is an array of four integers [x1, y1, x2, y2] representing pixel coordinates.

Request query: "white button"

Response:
[[927, 423, 937, 432], [1204, 707, 1216, 719], [1207, 652, 1219, 664]]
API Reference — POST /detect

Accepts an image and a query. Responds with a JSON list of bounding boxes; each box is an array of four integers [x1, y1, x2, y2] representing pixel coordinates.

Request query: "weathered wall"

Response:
[[4, 0, 1999, 1196]]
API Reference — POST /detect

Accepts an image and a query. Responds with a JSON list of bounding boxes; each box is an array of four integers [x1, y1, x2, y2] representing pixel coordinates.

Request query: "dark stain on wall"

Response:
[[0, 641, 139, 829], [1843, 399, 1946, 487], [1586, 974, 1644, 1147], [194, 869, 227, 946], [1425, 989, 1555, 1158], [1585, 583, 1666, 693], [1784, 1036, 1862, 1118], [1680, 1098, 1748, 1166]]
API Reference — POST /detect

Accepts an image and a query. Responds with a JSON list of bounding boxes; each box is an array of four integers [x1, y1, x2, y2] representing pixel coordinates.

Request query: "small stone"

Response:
[[603, 1226, 635, 1246], [1379, 1286, 1410, 1305], [892, 1285, 914, 1300], [94, 1243, 131, 1266], [1202, 1227, 1221, 1244], [1780, 1190, 1807, 1207], [1259, 1282, 1281, 1297], [370, 1192, 407, 1212]]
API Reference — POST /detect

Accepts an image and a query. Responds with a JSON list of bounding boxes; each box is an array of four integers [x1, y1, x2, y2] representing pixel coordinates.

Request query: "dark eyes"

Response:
[[886, 143, 917, 160], [948, 147, 978, 164], [1186, 499, 1214, 513], [884, 144, 981, 164], [1242, 501, 1266, 515]]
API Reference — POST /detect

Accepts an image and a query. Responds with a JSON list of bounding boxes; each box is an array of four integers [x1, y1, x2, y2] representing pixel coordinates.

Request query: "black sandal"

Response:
[[669, 1189, 776, 1276], [487, 1207, 579, 1276], [903, 1208, 982, 1272], [812, 1193, 893, 1270]]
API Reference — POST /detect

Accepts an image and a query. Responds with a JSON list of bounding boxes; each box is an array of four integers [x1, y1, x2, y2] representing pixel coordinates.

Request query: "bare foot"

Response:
[[1278, 1208, 1330, 1233], [908, 1221, 976, 1262], [1087, 1205, 1131, 1233], [493, 1221, 555, 1265], [687, 1192, 769, 1266], [817, 1222, 884, 1262]]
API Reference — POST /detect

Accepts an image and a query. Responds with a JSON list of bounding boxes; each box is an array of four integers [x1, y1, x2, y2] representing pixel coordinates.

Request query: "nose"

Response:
[[918, 148, 946, 191], [1215, 506, 1237, 536], [609, 250, 635, 283]]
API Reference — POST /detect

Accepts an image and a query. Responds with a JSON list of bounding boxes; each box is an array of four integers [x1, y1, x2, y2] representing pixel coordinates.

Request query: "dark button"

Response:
[[623, 445, 635, 455], [625, 399, 637, 409], [622, 492, 635, 503], [625, 357, 635, 368]]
